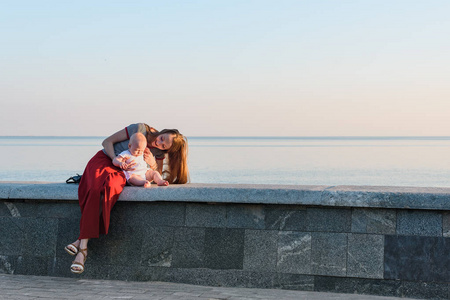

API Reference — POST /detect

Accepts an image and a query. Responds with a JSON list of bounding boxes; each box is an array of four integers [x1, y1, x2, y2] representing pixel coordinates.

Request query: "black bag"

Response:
[[66, 173, 82, 184]]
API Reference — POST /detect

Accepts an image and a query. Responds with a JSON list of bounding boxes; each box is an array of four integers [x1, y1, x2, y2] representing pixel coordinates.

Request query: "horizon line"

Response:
[[1, 135, 450, 139]]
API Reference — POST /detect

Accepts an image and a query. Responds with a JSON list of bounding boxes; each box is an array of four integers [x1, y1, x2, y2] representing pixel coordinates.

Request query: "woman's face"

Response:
[[152, 133, 174, 150]]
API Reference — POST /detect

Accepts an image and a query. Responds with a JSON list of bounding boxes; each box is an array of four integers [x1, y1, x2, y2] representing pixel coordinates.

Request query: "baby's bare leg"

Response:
[[128, 174, 151, 188], [146, 170, 169, 186]]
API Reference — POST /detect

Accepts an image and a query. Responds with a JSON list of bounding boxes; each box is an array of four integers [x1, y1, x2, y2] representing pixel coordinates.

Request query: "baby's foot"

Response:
[[143, 181, 152, 188], [157, 180, 169, 186]]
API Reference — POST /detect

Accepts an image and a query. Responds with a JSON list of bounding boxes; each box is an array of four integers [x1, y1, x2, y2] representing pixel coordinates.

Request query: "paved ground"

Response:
[[0, 274, 418, 300]]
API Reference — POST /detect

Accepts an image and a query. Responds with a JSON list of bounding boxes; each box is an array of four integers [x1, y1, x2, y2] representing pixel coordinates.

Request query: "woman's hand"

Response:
[[143, 147, 157, 170]]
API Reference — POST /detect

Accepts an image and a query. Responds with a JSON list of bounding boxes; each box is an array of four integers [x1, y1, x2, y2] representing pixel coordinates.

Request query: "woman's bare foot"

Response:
[[65, 239, 80, 255], [71, 249, 87, 273], [71, 239, 88, 274]]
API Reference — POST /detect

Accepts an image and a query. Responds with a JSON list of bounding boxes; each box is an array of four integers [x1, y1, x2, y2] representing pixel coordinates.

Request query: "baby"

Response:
[[113, 132, 169, 188]]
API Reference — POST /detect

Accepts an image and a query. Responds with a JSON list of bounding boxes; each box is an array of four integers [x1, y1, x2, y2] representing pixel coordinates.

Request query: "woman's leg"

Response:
[[71, 238, 89, 273], [77, 151, 126, 239], [69, 151, 126, 273]]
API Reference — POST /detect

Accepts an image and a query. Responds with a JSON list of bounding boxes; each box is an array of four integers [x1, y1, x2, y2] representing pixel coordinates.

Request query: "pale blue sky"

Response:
[[1, 0, 449, 136]]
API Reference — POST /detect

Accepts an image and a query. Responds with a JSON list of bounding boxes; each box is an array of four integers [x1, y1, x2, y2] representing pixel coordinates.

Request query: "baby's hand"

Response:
[[121, 158, 137, 171]]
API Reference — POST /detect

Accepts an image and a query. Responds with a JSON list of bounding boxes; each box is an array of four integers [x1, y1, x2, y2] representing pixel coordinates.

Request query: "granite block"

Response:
[[233, 270, 277, 288], [140, 226, 175, 267], [8, 183, 78, 200], [402, 281, 449, 299], [130, 266, 170, 281], [6, 201, 79, 218], [243, 230, 277, 272], [0, 202, 11, 216], [36, 202, 80, 219], [52, 257, 84, 279], [443, 212, 450, 237], [85, 208, 146, 268], [1, 201, 23, 218], [397, 210, 442, 236], [322, 185, 450, 210], [185, 203, 227, 228], [117, 183, 326, 204], [0, 186, 11, 199], [83, 262, 138, 281], [171, 228, 205, 268], [314, 276, 402, 297], [204, 228, 245, 270], [265, 205, 307, 231], [114, 202, 186, 227], [22, 218, 58, 257], [56, 218, 81, 259], [274, 273, 314, 291], [15, 255, 54, 276], [0, 255, 18, 274], [384, 235, 450, 283], [351, 208, 396, 234], [311, 232, 347, 276], [108, 208, 147, 239], [277, 231, 311, 274], [3, 182, 450, 209], [88, 231, 144, 267], [307, 208, 351, 232], [227, 204, 265, 229], [347, 234, 384, 279], [0, 217, 25, 255]]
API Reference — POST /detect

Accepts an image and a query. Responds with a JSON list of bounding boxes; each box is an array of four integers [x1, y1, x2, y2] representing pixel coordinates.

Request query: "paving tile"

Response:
[[0, 272, 428, 300]]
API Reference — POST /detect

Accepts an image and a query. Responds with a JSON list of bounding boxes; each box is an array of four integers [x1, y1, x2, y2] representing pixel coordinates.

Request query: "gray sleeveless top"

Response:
[[103, 123, 166, 160]]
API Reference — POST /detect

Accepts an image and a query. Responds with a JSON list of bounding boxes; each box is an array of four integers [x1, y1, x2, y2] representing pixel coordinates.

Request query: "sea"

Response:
[[1, 136, 450, 188]]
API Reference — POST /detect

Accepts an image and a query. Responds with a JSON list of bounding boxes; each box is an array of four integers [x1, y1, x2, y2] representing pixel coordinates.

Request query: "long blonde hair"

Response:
[[146, 125, 189, 184]]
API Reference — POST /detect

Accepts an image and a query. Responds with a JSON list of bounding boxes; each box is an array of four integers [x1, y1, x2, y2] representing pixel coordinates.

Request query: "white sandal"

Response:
[[70, 248, 87, 274], [64, 241, 79, 256]]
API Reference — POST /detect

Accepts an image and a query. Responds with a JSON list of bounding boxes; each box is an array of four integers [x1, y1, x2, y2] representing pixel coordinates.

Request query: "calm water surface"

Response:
[[1, 136, 450, 187]]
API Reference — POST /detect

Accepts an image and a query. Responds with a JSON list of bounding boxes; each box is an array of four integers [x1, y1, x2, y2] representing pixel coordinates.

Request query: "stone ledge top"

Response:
[[1, 181, 450, 210]]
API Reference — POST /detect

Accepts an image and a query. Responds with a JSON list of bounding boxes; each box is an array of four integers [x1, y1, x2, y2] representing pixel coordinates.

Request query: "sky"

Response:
[[1, 0, 450, 137]]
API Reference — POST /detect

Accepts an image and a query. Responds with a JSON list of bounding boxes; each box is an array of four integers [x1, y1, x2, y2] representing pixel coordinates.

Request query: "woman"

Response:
[[64, 123, 189, 274]]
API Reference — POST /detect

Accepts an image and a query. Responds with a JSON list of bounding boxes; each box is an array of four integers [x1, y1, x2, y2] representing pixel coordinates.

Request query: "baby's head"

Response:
[[128, 132, 147, 156]]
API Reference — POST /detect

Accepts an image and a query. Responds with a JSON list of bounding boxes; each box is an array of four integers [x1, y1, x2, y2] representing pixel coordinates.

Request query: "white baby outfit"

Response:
[[118, 150, 148, 181]]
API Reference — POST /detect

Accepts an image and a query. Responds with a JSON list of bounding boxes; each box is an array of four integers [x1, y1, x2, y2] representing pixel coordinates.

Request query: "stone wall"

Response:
[[0, 182, 449, 299]]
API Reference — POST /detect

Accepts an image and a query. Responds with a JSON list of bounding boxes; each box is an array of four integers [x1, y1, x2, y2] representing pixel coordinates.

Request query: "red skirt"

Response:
[[77, 150, 126, 239]]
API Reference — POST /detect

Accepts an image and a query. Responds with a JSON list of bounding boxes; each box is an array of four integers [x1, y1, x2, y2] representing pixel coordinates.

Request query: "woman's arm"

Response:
[[102, 129, 128, 160], [156, 160, 163, 175], [112, 155, 125, 168], [143, 147, 157, 170]]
